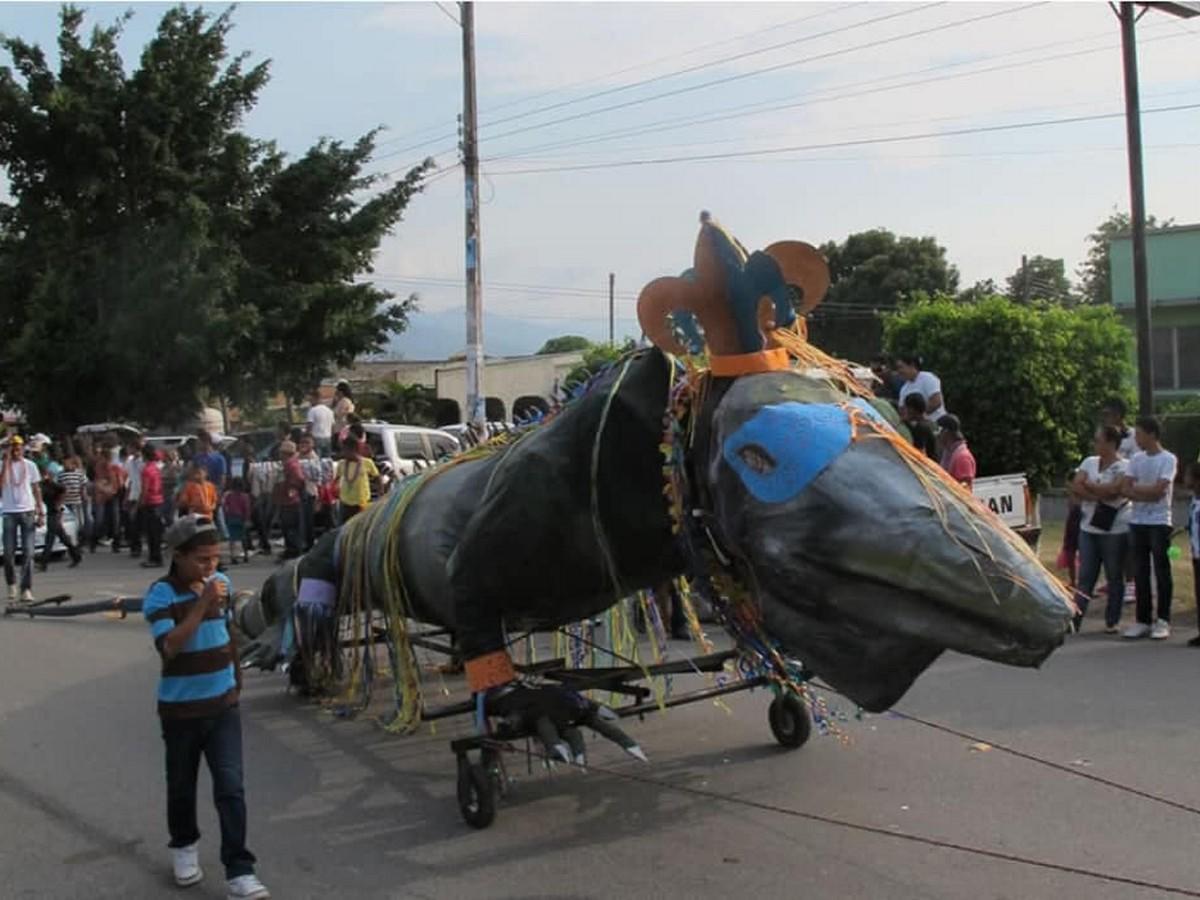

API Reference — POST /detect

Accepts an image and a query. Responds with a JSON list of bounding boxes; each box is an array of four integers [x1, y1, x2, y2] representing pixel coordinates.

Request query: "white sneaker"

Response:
[[171, 842, 203, 887], [227, 873, 271, 899], [6, 584, 15, 602], [20, 589, 34, 604], [1122, 622, 1151, 639], [1150, 619, 1171, 640]]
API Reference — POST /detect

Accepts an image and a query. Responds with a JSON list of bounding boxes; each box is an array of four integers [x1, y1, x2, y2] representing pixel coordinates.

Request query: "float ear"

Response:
[[637, 276, 695, 356], [763, 241, 830, 313]]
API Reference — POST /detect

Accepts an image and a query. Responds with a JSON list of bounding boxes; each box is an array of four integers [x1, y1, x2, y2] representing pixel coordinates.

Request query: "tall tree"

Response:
[[805, 229, 958, 362], [537, 335, 591, 354], [0, 6, 428, 431], [1077, 209, 1172, 306], [1004, 255, 1075, 304]]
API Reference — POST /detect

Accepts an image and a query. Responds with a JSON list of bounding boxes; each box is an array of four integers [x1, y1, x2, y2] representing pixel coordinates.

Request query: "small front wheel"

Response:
[[457, 762, 496, 829], [768, 693, 812, 749]]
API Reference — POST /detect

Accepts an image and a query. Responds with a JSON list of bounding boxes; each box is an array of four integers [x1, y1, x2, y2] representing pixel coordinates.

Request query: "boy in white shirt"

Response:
[[1119, 416, 1177, 640]]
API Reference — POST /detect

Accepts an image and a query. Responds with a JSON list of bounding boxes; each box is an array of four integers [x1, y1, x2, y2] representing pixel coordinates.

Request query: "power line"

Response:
[[475, 3, 1049, 149], [431, 1, 459, 26], [370, 1, 1051, 177], [485, 25, 1190, 164], [483, 103, 1200, 176], [372, 3, 862, 152]]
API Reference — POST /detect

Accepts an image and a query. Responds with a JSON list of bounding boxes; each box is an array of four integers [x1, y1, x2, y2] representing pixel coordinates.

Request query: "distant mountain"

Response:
[[383, 307, 640, 359]]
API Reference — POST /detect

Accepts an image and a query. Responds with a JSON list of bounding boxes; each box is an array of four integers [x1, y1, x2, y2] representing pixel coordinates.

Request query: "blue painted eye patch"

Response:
[[722, 402, 852, 504]]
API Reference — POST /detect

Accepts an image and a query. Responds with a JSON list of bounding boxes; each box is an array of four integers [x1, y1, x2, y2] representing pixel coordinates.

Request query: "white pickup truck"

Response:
[[973, 473, 1041, 548]]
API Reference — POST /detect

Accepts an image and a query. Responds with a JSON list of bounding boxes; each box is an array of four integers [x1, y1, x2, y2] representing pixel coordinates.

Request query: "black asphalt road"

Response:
[[2, 553, 1198, 899]]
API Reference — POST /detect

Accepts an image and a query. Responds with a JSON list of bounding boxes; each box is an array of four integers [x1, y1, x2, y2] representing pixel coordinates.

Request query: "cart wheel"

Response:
[[768, 694, 812, 749], [482, 747, 508, 799], [457, 762, 496, 829]]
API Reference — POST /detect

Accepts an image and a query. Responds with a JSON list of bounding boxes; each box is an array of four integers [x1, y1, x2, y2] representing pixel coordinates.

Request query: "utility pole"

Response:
[[1020, 254, 1031, 304], [608, 272, 615, 347], [460, 1, 485, 430], [1118, 1, 1155, 415]]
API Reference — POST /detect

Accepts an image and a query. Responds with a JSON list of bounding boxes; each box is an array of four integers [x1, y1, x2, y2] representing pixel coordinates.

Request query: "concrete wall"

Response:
[[432, 352, 583, 422], [337, 351, 585, 423]]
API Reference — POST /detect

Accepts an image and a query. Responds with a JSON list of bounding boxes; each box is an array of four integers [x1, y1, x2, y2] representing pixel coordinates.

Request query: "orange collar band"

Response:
[[708, 347, 791, 377], [465, 649, 517, 693]]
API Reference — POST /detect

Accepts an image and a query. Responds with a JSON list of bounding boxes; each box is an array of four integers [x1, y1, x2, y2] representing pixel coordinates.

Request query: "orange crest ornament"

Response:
[[636, 212, 830, 375]]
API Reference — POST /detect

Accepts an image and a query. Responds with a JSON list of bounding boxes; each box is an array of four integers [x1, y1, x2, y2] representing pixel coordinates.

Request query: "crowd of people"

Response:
[[0, 381, 382, 605], [871, 354, 977, 488]]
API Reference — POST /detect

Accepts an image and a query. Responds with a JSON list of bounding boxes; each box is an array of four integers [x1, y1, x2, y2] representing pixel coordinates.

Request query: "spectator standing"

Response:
[[193, 432, 229, 538], [306, 389, 334, 458], [141, 516, 270, 899], [333, 381, 356, 435], [160, 449, 183, 527], [178, 464, 219, 519], [900, 393, 938, 459], [37, 463, 82, 570], [273, 442, 305, 560], [1068, 426, 1131, 633], [1, 436, 45, 603], [124, 437, 146, 558], [90, 448, 126, 553], [1184, 462, 1200, 648], [936, 415, 976, 488], [335, 431, 378, 523], [895, 355, 948, 423], [58, 454, 89, 542], [222, 479, 252, 564], [1100, 397, 1139, 459], [1120, 416, 1177, 640], [248, 456, 278, 557], [295, 435, 328, 551], [139, 446, 165, 568]]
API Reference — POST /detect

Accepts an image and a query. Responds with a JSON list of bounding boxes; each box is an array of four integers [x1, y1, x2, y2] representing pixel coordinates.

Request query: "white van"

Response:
[[360, 423, 461, 483]]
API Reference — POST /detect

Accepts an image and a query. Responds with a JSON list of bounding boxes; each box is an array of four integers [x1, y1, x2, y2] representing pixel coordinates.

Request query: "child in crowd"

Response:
[[335, 426, 378, 523], [142, 516, 269, 899], [222, 478, 252, 564], [1186, 461, 1200, 649], [177, 464, 218, 519]]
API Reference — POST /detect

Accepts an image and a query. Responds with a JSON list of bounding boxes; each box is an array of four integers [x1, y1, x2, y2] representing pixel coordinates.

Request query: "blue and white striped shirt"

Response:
[[143, 573, 238, 719]]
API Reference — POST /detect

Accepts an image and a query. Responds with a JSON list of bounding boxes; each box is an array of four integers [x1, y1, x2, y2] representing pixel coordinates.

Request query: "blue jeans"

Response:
[[161, 705, 257, 879], [1130, 523, 1173, 624], [1077, 530, 1127, 628], [2, 511, 36, 591]]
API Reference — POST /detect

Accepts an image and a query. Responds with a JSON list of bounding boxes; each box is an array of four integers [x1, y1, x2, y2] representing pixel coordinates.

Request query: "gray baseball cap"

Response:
[[164, 515, 219, 552]]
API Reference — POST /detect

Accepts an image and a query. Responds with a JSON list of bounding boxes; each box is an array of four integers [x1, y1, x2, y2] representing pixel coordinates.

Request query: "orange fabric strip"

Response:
[[709, 347, 791, 376], [465, 650, 517, 693]]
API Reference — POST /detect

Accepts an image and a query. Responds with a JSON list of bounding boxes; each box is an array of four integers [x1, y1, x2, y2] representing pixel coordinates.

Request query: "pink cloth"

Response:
[[222, 490, 252, 521], [943, 441, 977, 488]]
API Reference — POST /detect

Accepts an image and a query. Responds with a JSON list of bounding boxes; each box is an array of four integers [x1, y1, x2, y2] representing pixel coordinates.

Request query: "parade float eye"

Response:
[[723, 402, 852, 504]]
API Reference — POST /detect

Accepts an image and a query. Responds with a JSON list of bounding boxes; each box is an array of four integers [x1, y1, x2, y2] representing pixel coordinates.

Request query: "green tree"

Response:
[[537, 335, 591, 354], [0, 6, 428, 431], [884, 296, 1133, 492], [1077, 209, 1172, 305], [806, 229, 959, 362], [957, 278, 999, 303], [565, 339, 637, 387], [1004, 255, 1075, 304], [374, 382, 436, 426]]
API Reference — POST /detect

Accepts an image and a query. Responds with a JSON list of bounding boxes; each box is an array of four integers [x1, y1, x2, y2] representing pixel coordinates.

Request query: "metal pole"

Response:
[[1119, 1, 1155, 415], [1020, 254, 1030, 303], [608, 272, 615, 347], [461, 1, 485, 429]]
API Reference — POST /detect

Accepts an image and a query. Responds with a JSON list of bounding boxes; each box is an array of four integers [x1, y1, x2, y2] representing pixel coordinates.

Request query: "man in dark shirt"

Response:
[[901, 393, 938, 459], [37, 464, 81, 570]]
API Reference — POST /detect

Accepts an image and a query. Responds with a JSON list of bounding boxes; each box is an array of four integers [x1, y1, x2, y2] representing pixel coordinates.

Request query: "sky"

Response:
[[2, 1, 1198, 357]]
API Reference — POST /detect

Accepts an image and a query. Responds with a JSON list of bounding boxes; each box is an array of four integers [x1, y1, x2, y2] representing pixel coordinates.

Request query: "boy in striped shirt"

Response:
[[143, 515, 269, 899]]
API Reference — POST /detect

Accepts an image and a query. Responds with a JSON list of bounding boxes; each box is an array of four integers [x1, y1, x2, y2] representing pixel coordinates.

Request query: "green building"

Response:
[[1109, 223, 1200, 403]]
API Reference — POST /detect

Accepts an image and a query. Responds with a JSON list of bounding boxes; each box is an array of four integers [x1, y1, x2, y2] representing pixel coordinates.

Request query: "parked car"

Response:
[[361, 423, 461, 483], [0, 500, 79, 559], [973, 473, 1041, 549], [439, 422, 514, 448]]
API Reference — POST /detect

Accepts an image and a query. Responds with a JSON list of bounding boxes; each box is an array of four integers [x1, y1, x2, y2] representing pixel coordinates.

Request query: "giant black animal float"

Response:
[[15, 215, 1074, 828]]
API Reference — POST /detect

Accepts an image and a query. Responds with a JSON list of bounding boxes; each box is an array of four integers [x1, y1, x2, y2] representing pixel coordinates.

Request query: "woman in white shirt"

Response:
[[894, 355, 947, 423], [1068, 425, 1131, 633]]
